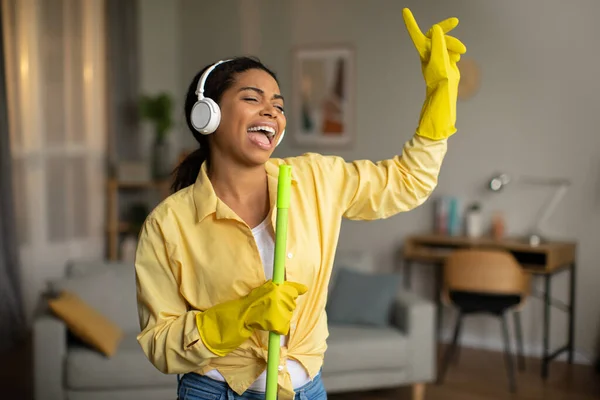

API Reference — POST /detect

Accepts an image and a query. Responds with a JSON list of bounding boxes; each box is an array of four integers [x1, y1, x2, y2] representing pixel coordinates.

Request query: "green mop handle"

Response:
[[265, 165, 292, 400]]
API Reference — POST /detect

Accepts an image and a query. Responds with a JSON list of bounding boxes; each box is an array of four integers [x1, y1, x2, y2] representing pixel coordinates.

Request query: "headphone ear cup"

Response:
[[191, 98, 221, 135], [276, 129, 285, 146]]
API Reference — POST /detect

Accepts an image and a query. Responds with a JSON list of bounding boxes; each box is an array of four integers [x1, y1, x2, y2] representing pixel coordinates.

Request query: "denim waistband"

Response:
[[178, 370, 323, 400]]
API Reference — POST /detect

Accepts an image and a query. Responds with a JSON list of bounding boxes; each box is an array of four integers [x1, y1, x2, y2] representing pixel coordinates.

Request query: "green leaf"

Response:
[[138, 92, 174, 141]]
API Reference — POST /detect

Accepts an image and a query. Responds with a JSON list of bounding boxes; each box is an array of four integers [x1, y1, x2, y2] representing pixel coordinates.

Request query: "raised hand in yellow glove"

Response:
[[196, 280, 308, 357], [402, 8, 467, 141]]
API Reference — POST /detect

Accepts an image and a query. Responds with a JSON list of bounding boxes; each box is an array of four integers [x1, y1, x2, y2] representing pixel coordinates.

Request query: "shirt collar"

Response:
[[193, 159, 297, 224]]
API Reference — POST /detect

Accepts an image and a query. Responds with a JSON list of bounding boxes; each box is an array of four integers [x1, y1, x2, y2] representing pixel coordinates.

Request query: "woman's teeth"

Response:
[[248, 126, 275, 137]]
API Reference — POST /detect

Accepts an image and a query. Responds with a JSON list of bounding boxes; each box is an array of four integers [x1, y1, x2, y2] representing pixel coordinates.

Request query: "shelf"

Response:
[[106, 177, 171, 261]]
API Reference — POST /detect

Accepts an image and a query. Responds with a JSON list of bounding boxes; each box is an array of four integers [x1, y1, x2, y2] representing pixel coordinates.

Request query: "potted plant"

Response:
[[139, 92, 174, 179]]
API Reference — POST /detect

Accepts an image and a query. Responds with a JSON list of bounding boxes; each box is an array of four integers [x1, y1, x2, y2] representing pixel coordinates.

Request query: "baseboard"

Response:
[[439, 333, 593, 366]]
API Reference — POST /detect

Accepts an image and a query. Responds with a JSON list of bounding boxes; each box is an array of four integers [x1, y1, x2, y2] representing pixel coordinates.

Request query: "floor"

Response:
[[1, 336, 32, 400], [1, 338, 598, 400], [330, 345, 600, 400]]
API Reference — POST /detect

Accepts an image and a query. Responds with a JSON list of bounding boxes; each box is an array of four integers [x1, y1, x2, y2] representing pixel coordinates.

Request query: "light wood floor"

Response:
[[329, 345, 600, 400], [1, 339, 598, 399]]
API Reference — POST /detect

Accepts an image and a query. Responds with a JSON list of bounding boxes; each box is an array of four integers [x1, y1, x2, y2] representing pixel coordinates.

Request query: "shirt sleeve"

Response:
[[321, 135, 448, 220], [135, 215, 217, 374]]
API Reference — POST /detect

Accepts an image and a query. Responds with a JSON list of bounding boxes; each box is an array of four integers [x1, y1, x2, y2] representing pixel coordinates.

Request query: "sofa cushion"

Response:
[[326, 268, 401, 326], [49, 264, 139, 332], [66, 331, 176, 390], [323, 325, 407, 374]]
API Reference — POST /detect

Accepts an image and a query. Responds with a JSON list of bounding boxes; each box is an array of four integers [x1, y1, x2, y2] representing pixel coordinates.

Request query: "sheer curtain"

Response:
[[2, 0, 107, 319], [0, 1, 26, 353]]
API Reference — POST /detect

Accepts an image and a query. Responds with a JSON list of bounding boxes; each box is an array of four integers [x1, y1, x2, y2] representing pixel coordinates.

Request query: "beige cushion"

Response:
[[48, 291, 124, 357], [324, 325, 407, 373]]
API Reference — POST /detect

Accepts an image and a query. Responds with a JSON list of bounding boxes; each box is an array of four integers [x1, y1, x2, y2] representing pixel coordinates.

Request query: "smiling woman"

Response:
[[134, 9, 466, 399]]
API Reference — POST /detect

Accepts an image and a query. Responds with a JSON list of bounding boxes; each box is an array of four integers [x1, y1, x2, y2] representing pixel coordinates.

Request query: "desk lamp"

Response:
[[488, 173, 571, 246]]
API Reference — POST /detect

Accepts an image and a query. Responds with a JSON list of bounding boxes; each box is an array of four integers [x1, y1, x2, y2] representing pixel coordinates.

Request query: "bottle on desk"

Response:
[[435, 196, 461, 236], [465, 202, 483, 238], [447, 197, 461, 236], [435, 197, 448, 235], [491, 211, 505, 240]]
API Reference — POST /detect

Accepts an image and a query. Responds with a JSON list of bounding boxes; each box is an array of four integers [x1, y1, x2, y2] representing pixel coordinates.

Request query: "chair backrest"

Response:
[[443, 249, 531, 297]]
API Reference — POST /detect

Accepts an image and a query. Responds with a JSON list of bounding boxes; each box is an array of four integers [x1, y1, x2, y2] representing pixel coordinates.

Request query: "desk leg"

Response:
[[542, 275, 551, 379], [403, 260, 412, 290], [568, 262, 576, 364], [435, 263, 443, 343]]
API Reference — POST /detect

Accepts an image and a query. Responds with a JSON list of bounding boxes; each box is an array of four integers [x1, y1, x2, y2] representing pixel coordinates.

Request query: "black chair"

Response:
[[436, 249, 531, 393]]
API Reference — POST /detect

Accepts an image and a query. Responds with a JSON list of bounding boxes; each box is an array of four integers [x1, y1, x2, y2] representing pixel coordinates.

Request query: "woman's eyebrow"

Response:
[[238, 86, 284, 101]]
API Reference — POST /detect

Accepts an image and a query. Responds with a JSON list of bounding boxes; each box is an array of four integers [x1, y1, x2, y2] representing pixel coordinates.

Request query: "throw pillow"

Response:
[[326, 267, 401, 327], [48, 291, 124, 357]]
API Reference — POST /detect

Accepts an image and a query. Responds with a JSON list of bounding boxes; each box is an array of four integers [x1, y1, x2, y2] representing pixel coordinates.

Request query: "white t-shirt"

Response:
[[204, 217, 311, 391]]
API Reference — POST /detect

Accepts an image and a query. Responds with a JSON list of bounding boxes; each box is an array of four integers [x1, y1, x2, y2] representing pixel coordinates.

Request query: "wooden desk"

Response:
[[401, 233, 577, 380]]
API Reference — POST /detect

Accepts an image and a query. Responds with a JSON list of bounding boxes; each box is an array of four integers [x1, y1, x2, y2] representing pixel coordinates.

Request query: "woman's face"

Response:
[[210, 69, 286, 167]]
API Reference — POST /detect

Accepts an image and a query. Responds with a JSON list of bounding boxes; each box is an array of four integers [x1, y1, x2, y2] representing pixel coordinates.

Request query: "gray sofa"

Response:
[[34, 251, 435, 400]]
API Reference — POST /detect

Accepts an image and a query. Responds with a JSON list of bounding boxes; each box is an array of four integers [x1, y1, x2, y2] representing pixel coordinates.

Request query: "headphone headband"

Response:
[[195, 59, 232, 100]]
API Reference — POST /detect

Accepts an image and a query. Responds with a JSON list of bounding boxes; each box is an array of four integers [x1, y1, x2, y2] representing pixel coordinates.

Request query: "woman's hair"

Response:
[[171, 56, 279, 193]]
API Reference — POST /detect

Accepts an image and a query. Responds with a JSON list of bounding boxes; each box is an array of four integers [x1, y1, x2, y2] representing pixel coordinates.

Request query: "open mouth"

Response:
[[247, 125, 276, 147]]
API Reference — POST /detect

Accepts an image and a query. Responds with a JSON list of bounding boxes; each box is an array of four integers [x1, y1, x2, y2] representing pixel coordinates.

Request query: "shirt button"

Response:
[[278, 365, 284, 371], [287, 252, 293, 259]]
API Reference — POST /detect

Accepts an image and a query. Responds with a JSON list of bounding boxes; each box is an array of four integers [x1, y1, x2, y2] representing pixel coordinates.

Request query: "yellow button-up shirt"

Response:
[[135, 135, 447, 399]]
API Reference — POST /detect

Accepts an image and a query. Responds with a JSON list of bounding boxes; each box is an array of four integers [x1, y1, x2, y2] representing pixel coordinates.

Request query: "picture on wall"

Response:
[[291, 45, 355, 147]]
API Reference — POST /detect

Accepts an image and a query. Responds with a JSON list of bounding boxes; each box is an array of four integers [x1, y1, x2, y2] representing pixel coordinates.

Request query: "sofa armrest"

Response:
[[391, 291, 436, 383], [34, 312, 67, 400]]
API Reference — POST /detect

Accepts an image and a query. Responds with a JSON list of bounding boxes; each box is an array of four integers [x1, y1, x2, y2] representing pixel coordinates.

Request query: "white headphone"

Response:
[[190, 59, 285, 146]]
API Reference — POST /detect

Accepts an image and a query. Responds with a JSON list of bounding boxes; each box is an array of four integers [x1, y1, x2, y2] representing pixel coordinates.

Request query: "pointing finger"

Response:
[[402, 8, 427, 59]]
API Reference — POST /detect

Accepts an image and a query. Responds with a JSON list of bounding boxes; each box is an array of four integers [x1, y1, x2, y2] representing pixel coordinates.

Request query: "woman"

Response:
[[135, 8, 466, 400]]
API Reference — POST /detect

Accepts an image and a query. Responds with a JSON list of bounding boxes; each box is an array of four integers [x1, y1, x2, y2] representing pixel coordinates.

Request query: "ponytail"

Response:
[[171, 146, 209, 193]]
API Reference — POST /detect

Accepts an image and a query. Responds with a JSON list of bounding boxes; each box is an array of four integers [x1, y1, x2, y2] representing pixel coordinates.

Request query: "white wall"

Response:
[[139, 0, 600, 363], [136, 0, 183, 164], [178, 0, 246, 149]]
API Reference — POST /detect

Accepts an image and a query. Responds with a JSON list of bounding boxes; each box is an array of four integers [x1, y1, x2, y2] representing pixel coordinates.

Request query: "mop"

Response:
[[265, 164, 292, 400]]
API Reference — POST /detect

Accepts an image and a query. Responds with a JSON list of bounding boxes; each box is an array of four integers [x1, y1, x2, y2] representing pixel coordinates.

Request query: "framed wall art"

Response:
[[291, 45, 355, 148]]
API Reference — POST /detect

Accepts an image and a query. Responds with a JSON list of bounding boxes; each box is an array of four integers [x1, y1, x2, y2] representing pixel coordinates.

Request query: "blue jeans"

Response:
[[177, 372, 327, 400]]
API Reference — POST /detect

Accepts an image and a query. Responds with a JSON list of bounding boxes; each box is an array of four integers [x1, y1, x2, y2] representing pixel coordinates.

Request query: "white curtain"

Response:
[[2, 0, 107, 320], [0, 0, 25, 353]]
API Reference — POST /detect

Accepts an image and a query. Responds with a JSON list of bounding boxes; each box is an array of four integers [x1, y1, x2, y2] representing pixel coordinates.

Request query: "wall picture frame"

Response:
[[291, 44, 355, 148]]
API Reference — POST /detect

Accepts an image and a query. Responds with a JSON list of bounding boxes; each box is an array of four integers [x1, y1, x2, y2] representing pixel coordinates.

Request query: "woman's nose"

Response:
[[260, 106, 276, 118]]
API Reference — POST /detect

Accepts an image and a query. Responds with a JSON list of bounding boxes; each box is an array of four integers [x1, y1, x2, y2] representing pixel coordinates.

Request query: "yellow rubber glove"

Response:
[[195, 280, 308, 357], [402, 8, 467, 140]]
